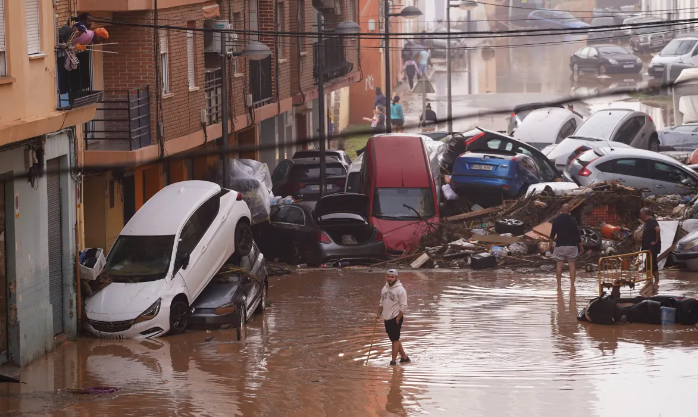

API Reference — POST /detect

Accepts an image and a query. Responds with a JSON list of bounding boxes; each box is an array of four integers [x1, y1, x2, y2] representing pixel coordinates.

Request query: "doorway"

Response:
[[123, 174, 136, 224], [0, 180, 7, 363]]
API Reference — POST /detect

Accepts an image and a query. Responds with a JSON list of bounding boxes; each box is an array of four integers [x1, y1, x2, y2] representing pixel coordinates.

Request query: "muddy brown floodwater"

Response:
[[2, 269, 698, 416]]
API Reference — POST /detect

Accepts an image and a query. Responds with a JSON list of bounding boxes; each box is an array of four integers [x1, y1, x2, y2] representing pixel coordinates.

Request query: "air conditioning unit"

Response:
[[245, 94, 253, 107], [204, 20, 233, 53]]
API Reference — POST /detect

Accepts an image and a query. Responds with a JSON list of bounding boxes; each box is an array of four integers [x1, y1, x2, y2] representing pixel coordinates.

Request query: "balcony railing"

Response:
[[84, 87, 152, 151], [250, 56, 273, 108], [313, 37, 353, 82], [56, 50, 103, 110], [204, 68, 223, 125]]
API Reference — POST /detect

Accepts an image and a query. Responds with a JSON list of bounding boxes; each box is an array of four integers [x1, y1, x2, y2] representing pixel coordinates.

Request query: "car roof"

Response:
[[370, 134, 431, 188], [593, 148, 693, 165], [291, 157, 345, 165], [512, 102, 563, 113], [461, 150, 520, 160], [121, 181, 221, 236], [514, 108, 580, 142]]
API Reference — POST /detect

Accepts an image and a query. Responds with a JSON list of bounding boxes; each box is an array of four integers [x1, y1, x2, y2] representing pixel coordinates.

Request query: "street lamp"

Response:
[[384, 3, 422, 133], [220, 38, 272, 188], [446, 0, 477, 133], [316, 18, 360, 196]]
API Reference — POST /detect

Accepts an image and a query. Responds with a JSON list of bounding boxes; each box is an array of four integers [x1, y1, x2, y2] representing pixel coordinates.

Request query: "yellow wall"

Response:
[[105, 174, 124, 252], [0, 0, 58, 129], [84, 175, 107, 250]]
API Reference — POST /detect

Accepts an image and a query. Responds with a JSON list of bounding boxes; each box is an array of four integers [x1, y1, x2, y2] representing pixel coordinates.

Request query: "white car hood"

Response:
[[86, 279, 165, 322], [650, 55, 684, 66]]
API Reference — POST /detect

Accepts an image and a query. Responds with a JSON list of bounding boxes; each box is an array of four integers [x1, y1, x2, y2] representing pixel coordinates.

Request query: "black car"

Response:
[[439, 128, 561, 183], [189, 243, 268, 330], [254, 193, 385, 266], [570, 44, 642, 76], [292, 149, 352, 166], [271, 157, 347, 201], [587, 17, 620, 44]]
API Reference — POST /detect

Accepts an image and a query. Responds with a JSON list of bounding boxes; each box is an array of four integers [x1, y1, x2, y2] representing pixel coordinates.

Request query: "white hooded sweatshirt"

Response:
[[380, 281, 407, 321]]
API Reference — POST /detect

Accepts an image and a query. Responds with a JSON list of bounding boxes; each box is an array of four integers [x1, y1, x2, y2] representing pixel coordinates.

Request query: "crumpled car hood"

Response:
[[86, 280, 165, 322]]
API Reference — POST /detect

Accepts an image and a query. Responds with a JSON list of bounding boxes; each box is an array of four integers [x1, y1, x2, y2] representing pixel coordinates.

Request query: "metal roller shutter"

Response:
[[47, 159, 64, 335], [26, 0, 41, 55]]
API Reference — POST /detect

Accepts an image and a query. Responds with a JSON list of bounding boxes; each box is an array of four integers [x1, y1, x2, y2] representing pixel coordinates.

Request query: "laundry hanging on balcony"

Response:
[[57, 23, 111, 72]]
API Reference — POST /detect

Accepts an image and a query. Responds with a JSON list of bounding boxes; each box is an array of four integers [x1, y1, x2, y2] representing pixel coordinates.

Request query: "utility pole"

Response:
[[220, 32, 230, 189], [317, 13, 327, 197], [467, 9, 472, 98], [383, 0, 392, 134], [446, 3, 452, 133]]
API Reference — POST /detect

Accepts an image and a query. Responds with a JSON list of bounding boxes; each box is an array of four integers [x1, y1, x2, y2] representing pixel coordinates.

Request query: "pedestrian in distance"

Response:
[[419, 103, 438, 132], [376, 269, 410, 366], [403, 59, 418, 90], [391, 96, 405, 133], [417, 49, 430, 75], [363, 105, 386, 135], [374, 87, 387, 109], [550, 203, 584, 288], [640, 207, 661, 285]]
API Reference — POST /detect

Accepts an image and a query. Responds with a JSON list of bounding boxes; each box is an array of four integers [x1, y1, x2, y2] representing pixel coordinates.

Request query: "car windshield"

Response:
[[373, 188, 436, 220], [103, 235, 175, 282], [294, 151, 341, 159], [598, 46, 630, 55], [290, 164, 346, 179], [660, 39, 697, 56], [574, 110, 630, 140]]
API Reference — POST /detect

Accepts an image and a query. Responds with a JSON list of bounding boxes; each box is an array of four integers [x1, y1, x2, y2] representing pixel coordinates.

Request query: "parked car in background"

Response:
[[430, 28, 467, 58], [450, 150, 546, 198], [568, 108, 658, 151], [526, 10, 590, 30], [189, 242, 267, 330], [627, 17, 670, 53], [292, 149, 352, 166], [360, 135, 440, 253], [513, 107, 582, 150], [254, 194, 385, 265], [649, 35, 698, 78], [439, 128, 561, 182], [658, 123, 698, 151], [593, 7, 633, 25], [564, 147, 698, 195], [507, 102, 564, 135], [85, 181, 253, 339], [570, 45, 643, 75], [674, 229, 698, 271], [272, 157, 347, 201], [543, 137, 633, 171], [345, 152, 363, 193], [588, 17, 621, 44]]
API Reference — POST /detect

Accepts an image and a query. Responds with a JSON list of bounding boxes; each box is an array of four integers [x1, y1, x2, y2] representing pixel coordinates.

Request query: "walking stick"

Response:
[[365, 318, 378, 366]]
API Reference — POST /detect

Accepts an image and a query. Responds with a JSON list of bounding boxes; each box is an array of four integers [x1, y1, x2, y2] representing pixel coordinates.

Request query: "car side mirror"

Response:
[[179, 253, 190, 270]]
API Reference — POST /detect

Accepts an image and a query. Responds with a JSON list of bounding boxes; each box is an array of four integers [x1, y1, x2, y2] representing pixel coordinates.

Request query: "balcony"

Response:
[[84, 87, 152, 151], [313, 37, 353, 83], [313, 0, 343, 17], [204, 68, 223, 125], [249, 57, 273, 108], [57, 50, 103, 110]]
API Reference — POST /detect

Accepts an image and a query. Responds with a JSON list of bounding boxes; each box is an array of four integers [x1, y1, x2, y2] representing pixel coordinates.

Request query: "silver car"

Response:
[[564, 147, 698, 195], [658, 123, 698, 151], [570, 108, 659, 151]]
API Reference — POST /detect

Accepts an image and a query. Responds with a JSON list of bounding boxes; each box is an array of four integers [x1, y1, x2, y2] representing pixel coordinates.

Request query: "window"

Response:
[[160, 31, 170, 94], [575, 110, 632, 140], [285, 207, 305, 225], [0, 0, 6, 76], [596, 161, 614, 173], [674, 125, 698, 132], [276, 2, 285, 60], [652, 161, 696, 186], [615, 117, 644, 144], [290, 164, 346, 179], [250, 0, 259, 42], [26, 0, 40, 55], [373, 188, 436, 220], [660, 39, 698, 56], [104, 235, 176, 282], [557, 119, 577, 143], [578, 47, 589, 58], [614, 159, 649, 178], [187, 22, 196, 89], [298, 0, 305, 52], [232, 13, 242, 73], [175, 194, 221, 270], [271, 206, 291, 223]]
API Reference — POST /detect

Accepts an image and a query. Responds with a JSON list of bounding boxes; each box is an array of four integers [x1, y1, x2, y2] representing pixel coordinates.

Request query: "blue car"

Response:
[[527, 10, 590, 30], [450, 150, 545, 198]]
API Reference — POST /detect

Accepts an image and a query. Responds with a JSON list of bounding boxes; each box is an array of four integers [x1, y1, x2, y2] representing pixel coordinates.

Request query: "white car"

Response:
[[648, 36, 698, 78], [658, 123, 698, 151], [85, 181, 253, 339], [512, 107, 582, 150], [543, 137, 634, 172]]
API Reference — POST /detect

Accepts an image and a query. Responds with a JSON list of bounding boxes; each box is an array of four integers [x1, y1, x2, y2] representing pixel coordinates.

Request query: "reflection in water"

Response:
[[0, 270, 697, 416]]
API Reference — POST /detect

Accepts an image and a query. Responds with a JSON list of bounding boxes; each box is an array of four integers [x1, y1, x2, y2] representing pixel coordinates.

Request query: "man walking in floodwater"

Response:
[[376, 269, 410, 366], [640, 207, 661, 286], [550, 204, 584, 288]]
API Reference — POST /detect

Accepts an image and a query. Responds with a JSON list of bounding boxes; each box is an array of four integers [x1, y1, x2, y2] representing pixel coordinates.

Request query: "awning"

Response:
[[202, 1, 220, 18]]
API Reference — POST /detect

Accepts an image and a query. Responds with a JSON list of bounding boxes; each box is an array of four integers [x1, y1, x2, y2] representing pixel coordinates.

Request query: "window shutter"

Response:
[[0, 0, 6, 53], [187, 30, 195, 88], [26, 0, 41, 55], [159, 31, 168, 54]]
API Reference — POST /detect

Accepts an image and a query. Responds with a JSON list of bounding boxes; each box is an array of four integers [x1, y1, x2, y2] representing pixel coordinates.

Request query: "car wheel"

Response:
[[255, 283, 267, 314], [235, 222, 253, 256], [648, 135, 660, 152], [579, 227, 602, 251], [572, 63, 579, 74], [597, 65, 607, 76], [495, 218, 526, 235], [169, 301, 189, 335]]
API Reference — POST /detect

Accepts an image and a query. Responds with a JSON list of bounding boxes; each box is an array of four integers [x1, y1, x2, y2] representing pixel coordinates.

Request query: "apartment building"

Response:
[[0, 0, 99, 366]]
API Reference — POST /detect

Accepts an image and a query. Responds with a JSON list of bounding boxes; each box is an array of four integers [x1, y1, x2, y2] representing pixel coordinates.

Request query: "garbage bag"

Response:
[[442, 184, 458, 201], [226, 159, 274, 225], [579, 296, 616, 324], [80, 248, 106, 281], [624, 300, 662, 325]]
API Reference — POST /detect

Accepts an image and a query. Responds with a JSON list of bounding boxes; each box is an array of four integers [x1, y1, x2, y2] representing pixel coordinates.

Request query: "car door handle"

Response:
[[221, 214, 228, 222], [202, 244, 208, 252], [656, 184, 665, 188], [617, 178, 626, 182]]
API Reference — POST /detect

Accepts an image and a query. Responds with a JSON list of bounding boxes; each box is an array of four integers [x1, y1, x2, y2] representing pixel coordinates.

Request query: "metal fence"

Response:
[[205, 68, 223, 125], [56, 50, 103, 110], [84, 87, 152, 151]]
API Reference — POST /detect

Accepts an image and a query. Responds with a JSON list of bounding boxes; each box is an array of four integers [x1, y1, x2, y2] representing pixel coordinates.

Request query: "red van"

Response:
[[360, 134, 440, 253]]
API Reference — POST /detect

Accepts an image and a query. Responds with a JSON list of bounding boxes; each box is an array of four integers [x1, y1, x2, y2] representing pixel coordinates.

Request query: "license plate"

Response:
[[655, 66, 664, 72], [471, 164, 494, 171], [311, 185, 320, 190], [623, 64, 634, 68]]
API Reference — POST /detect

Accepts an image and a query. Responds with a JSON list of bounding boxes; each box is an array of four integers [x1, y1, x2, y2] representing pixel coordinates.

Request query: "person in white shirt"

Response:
[[376, 269, 410, 366]]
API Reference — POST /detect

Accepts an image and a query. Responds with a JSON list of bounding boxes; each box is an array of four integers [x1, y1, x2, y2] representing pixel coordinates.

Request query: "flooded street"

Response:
[[2, 269, 698, 416]]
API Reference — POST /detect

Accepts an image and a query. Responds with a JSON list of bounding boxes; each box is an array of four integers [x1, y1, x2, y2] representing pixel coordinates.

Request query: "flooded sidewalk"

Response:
[[1, 269, 698, 416]]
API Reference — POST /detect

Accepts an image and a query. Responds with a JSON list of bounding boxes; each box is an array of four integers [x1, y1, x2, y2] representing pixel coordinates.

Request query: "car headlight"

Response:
[[608, 58, 619, 65], [684, 240, 698, 252], [214, 302, 237, 315], [636, 57, 642, 64], [134, 298, 161, 324]]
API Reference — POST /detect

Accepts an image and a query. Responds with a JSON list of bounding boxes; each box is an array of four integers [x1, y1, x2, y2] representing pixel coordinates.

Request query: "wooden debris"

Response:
[[410, 253, 431, 269]]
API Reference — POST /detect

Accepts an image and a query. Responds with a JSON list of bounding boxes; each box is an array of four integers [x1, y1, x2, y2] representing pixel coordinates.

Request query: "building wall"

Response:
[[0, 132, 78, 366]]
